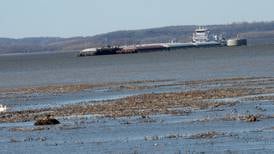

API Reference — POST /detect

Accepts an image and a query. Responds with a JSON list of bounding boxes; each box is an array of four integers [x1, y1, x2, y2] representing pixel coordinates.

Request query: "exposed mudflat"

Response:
[[1, 77, 274, 153]]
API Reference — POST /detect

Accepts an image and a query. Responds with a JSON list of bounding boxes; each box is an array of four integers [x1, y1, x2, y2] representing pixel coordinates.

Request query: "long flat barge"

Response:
[[78, 27, 246, 57], [78, 42, 224, 57]]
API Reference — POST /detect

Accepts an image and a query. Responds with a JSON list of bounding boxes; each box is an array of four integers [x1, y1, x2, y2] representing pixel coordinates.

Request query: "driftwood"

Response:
[[34, 115, 60, 126]]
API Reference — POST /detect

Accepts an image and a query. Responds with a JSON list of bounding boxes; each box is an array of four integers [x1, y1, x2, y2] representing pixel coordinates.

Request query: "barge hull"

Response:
[[79, 43, 224, 56]]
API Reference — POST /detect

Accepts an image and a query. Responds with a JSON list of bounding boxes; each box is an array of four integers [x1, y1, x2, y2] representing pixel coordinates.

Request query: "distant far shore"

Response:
[[1, 21, 274, 54], [0, 50, 77, 56]]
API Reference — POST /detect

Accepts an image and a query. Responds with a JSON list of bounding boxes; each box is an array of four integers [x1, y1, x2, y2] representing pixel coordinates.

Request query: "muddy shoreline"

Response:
[[2, 77, 274, 123], [2, 77, 274, 153]]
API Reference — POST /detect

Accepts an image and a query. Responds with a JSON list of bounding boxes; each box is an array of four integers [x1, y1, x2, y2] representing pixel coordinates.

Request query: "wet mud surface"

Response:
[[1, 77, 274, 153]]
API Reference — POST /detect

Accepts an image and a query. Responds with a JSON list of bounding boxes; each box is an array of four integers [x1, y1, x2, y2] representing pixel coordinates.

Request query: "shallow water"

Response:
[[2, 45, 274, 153], [0, 80, 177, 111], [1, 99, 274, 153]]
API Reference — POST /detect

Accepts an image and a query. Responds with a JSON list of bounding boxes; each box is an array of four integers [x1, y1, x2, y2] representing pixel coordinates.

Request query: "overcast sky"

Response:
[[0, 0, 274, 38]]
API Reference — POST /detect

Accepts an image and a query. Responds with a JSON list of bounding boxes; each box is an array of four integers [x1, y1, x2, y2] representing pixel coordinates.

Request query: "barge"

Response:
[[78, 27, 244, 56]]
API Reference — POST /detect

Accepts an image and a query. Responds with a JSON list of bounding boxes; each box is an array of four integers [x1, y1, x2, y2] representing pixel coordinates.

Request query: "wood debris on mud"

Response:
[[1, 77, 274, 123]]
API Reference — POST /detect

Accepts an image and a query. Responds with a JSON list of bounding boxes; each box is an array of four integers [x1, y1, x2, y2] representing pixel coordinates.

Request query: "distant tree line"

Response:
[[1, 21, 274, 54]]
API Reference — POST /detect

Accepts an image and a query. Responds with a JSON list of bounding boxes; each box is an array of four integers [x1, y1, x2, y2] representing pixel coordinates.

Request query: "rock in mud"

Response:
[[245, 115, 257, 122], [34, 115, 60, 126]]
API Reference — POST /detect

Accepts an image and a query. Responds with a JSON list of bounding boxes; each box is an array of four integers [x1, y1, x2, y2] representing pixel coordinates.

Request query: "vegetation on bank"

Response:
[[1, 21, 274, 53]]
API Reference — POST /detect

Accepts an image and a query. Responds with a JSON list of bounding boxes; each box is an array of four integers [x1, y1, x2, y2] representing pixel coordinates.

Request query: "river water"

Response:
[[1, 44, 274, 88], [1, 45, 274, 153]]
